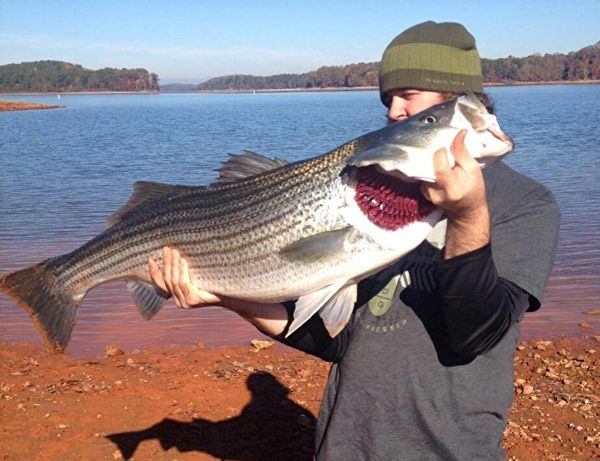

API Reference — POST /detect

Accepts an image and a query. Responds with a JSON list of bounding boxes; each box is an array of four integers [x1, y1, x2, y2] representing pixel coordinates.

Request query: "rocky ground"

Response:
[[1, 336, 599, 461], [0, 100, 62, 111]]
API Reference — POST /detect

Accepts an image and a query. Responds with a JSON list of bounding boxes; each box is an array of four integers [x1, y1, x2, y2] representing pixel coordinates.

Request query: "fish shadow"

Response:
[[107, 371, 316, 461]]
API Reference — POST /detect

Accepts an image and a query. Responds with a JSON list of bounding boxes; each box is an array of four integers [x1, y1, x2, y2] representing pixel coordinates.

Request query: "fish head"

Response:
[[340, 94, 513, 244], [348, 93, 514, 183]]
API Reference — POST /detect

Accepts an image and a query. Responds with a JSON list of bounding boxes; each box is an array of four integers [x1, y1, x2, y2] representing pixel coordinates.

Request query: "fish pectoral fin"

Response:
[[127, 280, 170, 320], [105, 181, 197, 229], [216, 150, 288, 183], [318, 283, 357, 338], [286, 280, 349, 338], [279, 227, 356, 264]]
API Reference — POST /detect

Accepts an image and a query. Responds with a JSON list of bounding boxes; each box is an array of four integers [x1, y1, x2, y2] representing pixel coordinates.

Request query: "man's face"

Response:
[[384, 89, 446, 124]]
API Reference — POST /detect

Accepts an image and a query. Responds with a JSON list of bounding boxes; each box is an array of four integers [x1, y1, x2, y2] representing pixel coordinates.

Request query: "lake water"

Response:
[[1, 86, 599, 355]]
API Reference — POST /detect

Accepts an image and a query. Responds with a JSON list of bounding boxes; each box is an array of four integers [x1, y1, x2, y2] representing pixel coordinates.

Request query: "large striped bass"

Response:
[[0, 94, 513, 352]]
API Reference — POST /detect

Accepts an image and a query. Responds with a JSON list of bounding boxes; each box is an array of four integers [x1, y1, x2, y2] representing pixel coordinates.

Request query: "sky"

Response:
[[1, 0, 599, 84]]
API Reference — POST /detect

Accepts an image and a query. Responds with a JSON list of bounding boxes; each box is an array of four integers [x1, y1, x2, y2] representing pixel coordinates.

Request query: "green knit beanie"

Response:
[[379, 21, 483, 105]]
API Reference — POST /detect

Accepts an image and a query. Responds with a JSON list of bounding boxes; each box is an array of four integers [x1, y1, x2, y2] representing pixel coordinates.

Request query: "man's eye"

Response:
[[422, 115, 437, 124]]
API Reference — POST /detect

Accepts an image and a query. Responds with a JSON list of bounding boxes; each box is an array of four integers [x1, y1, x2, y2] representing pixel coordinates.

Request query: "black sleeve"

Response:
[[268, 301, 352, 362], [435, 242, 530, 358]]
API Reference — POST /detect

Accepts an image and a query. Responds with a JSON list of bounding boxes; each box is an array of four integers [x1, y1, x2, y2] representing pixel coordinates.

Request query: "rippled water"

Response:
[[1, 86, 599, 355]]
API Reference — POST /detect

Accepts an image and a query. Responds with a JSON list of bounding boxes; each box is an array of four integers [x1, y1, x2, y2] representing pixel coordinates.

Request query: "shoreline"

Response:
[[2, 291, 598, 358], [0, 80, 598, 98], [195, 79, 600, 95], [0, 90, 160, 97], [1, 335, 598, 460]]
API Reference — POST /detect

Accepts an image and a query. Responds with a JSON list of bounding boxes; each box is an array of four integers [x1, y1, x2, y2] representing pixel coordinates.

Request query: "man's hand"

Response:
[[420, 129, 490, 259], [149, 246, 222, 308], [148, 246, 290, 336]]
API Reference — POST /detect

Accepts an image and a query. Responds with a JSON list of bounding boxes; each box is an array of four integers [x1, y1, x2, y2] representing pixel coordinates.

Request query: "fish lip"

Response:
[[483, 132, 515, 158], [485, 124, 514, 149]]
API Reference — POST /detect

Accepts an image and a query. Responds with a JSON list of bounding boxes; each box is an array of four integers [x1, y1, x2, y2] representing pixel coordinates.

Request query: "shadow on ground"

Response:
[[107, 371, 316, 461]]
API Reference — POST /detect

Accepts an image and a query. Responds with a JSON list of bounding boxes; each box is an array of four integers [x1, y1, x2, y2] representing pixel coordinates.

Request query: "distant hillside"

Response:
[[160, 83, 197, 93], [483, 42, 600, 82], [196, 72, 310, 91], [197, 63, 378, 91], [0, 61, 159, 93], [197, 42, 600, 91]]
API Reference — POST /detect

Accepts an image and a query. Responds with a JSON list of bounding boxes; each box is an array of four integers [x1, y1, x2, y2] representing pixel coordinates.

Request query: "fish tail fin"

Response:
[[0, 260, 81, 352]]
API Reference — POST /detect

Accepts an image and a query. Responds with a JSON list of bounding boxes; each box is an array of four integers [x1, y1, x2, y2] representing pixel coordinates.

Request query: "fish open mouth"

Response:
[[354, 166, 436, 230]]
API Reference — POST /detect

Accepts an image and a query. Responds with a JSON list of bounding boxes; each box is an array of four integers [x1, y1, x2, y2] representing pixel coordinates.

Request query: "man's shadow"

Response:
[[107, 371, 316, 461]]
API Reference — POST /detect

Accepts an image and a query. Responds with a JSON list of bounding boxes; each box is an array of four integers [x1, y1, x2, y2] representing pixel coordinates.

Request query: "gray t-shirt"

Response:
[[314, 161, 560, 460]]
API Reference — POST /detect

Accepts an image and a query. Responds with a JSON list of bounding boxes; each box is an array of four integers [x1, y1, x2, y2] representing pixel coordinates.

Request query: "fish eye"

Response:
[[421, 115, 437, 124]]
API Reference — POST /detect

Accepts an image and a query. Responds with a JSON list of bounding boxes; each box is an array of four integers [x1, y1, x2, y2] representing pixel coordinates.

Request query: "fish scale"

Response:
[[0, 94, 513, 351], [48, 138, 356, 301]]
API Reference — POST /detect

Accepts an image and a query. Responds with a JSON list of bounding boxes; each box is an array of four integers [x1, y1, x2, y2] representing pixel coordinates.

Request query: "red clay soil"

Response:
[[1, 336, 599, 461], [0, 100, 62, 111]]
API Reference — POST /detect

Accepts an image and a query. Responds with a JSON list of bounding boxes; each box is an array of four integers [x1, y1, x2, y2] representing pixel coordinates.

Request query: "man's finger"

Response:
[[163, 246, 174, 293], [177, 258, 194, 308], [450, 129, 473, 165], [432, 147, 451, 180], [171, 249, 189, 307], [181, 258, 193, 297], [171, 248, 180, 287], [148, 258, 167, 292]]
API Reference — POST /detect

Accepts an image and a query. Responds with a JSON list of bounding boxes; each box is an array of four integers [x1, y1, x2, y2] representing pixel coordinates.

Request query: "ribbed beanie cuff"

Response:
[[379, 21, 483, 104]]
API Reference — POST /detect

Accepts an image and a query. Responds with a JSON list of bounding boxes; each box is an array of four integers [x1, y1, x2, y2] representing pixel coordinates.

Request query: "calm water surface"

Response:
[[1, 86, 599, 355]]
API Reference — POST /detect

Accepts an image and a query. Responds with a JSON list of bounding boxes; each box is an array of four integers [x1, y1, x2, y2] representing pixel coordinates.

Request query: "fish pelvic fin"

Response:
[[126, 280, 169, 320], [105, 181, 197, 229], [0, 260, 82, 352], [286, 281, 357, 339], [318, 283, 357, 338], [216, 150, 288, 183]]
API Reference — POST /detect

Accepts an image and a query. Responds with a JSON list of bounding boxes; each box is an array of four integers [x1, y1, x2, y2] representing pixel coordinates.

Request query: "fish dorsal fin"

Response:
[[105, 181, 195, 229], [217, 150, 288, 183], [126, 280, 170, 319]]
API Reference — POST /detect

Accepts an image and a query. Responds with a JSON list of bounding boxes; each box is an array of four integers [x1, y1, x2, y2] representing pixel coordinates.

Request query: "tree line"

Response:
[[0, 61, 159, 93], [198, 41, 600, 91], [196, 63, 379, 91], [1, 41, 598, 93], [483, 42, 600, 82]]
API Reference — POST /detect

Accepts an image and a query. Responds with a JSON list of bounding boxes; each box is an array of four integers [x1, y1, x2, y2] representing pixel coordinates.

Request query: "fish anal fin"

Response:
[[126, 280, 170, 320], [216, 150, 288, 183]]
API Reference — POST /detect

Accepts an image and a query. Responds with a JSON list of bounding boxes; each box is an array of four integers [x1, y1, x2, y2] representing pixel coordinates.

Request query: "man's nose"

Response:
[[387, 96, 407, 122]]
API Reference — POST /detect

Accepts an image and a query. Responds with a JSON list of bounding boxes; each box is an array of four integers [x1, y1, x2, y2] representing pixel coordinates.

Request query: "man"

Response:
[[150, 21, 560, 460]]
